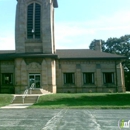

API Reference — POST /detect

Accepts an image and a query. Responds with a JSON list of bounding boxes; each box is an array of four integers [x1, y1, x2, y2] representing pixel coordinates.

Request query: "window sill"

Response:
[[84, 83, 95, 85], [82, 84, 96, 87], [25, 39, 42, 43], [103, 83, 116, 87], [63, 84, 75, 87]]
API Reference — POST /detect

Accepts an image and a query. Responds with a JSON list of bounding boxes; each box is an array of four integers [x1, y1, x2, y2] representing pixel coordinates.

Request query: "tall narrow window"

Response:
[[64, 73, 75, 84], [27, 3, 41, 39], [103, 73, 114, 84], [35, 4, 41, 38], [83, 73, 94, 84]]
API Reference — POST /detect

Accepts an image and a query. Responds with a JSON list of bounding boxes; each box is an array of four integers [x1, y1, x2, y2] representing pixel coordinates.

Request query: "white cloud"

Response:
[[0, 9, 130, 50], [55, 10, 130, 49], [0, 36, 15, 50]]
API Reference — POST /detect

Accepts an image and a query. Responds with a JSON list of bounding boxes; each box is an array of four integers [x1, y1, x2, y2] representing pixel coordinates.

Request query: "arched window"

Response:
[[27, 3, 41, 39]]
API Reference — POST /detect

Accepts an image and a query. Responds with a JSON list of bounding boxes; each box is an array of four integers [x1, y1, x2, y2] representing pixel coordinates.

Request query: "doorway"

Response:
[[29, 74, 40, 88]]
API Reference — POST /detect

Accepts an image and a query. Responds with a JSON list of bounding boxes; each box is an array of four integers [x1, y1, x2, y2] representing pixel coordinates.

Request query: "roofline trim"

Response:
[[0, 53, 58, 60], [57, 57, 126, 60]]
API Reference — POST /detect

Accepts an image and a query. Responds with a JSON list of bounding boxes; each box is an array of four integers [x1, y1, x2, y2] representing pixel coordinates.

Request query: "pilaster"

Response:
[[117, 63, 125, 92], [15, 58, 22, 93], [21, 59, 27, 87], [41, 59, 48, 90], [46, 58, 56, 93], [95, 64, 103, 92]]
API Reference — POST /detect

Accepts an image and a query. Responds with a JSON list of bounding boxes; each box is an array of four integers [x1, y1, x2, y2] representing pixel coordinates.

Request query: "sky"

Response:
[[0, 0, 130, 50]]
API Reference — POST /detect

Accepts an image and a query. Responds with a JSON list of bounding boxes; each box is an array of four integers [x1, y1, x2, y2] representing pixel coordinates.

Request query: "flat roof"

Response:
[[0, 49, 126, 60], [56, 49, 126, 60]]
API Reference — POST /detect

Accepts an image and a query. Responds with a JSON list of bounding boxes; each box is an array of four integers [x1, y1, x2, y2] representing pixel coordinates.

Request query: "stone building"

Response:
[[0, 0, 126, 94]]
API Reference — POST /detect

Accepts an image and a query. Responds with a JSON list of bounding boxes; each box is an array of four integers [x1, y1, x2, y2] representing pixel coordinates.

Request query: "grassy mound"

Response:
[[31, 93, 130, 109], [0, 94, 13, 107]]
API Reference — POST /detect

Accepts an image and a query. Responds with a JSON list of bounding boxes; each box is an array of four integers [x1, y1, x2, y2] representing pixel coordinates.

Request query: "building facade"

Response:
[[0, 0, 126, 94]]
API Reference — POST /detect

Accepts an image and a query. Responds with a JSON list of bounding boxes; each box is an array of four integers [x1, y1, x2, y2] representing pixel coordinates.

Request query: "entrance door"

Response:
[[29, 74, 40, 88]]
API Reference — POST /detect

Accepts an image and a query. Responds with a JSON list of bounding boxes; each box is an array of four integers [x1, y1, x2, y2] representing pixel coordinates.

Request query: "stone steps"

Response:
[[12, 96, 38, 104], [12, 89, 51, 104], [30, 89, 51, 94]]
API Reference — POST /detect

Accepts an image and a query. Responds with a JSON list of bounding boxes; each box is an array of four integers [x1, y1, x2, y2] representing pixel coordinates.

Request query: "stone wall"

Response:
[[56, 60, 125, 93], [14, 58, 56, 94], [1, 61, 14, 73], [15, 0, 56, 54], [0, 59, 125, 94]]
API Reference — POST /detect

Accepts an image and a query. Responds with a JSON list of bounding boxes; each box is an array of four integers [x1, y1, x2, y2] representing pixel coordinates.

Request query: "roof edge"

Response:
[[57, 57, 126, 60], [0, 53, 58, 60]]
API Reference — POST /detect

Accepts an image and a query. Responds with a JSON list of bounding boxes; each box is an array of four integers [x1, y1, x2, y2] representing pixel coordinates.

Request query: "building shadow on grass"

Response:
[[33, 93, 130, 107]]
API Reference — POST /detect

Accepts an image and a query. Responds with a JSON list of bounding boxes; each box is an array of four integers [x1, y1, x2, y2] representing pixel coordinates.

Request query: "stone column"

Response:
[[41, 59, 48, 91], [42, 1, 54, 54], [117, 63, 125, 92], [95, 64, 102, 92], [75, 65, 82, 92], [56, 62, 62, 92], [15, 58, 22, 93], [15, 0, 26, 53], [21, 59, 28, 91], [46, 58, 56, 93]]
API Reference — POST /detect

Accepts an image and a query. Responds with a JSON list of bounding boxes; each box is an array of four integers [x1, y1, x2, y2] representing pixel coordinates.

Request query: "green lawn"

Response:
[[0, 94, 13, 107], [31, 93, 130, 109]]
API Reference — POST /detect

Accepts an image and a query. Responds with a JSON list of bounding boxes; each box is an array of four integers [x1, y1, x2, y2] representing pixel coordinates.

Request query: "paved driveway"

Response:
[[0, 109, 129, 130]]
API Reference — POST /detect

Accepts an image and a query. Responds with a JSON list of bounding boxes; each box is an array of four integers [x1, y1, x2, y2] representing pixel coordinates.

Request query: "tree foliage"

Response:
[[89, 35, 130, 71], [89, 35, 130, 90]]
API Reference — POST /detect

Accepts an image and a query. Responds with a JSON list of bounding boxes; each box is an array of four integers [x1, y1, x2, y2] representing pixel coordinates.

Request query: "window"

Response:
[[2, 73, 13, 85], [27, 3, 41, 39], [83, 73, 94, 84], [103, 73, 114, 84], [64, 73, 75, 84]]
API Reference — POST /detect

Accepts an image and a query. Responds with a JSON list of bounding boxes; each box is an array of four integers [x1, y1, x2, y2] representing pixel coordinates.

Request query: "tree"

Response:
[[89, 35, 130, 90], [103, 35, 130, 71], [89, 35, 130, 71]]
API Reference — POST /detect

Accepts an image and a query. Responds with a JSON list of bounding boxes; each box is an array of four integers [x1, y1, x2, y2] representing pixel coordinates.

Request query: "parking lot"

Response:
[[0, 109, 129, 130]]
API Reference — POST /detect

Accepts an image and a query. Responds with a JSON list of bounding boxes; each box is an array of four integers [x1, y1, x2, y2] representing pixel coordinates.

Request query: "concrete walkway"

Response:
[[1, 93, 52, 109], [1, 103, 33, 109]]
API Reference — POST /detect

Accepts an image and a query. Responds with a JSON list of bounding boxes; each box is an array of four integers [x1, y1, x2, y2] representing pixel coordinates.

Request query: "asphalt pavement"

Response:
[[0, 109, 129, 130]]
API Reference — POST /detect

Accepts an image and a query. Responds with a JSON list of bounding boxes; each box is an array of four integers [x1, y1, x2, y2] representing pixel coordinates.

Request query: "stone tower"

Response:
[[15, 0, 58, 53], [14, 0, 58, 94]]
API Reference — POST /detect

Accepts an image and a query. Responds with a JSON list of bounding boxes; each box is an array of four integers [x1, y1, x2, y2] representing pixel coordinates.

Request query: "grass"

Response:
[[30, 93, 130, 109], [0, 94, 13, 107]]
